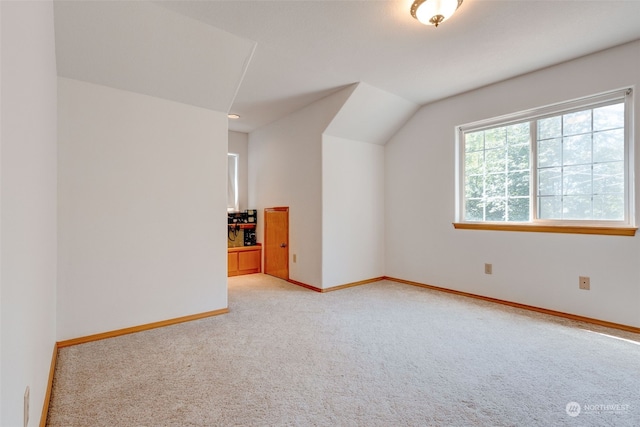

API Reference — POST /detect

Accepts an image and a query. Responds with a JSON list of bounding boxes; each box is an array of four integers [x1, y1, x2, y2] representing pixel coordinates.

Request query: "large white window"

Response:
[[227, 153, 239, 212], [457, 89, 634, 233]]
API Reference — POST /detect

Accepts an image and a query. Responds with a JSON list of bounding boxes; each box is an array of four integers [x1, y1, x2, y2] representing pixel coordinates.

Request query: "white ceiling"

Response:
[[54, 1, 256, 114], [55, 0, 640, 134]]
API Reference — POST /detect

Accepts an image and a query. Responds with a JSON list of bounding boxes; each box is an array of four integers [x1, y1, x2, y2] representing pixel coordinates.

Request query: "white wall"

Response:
[[1, 1, 58, 426], [1, 3, 3, 418], [386, 40, 640, 327], [249, 88, 353, 287], [322, 136, 385, 288], [228, 131, 249, 212], [319, 82, 414, 289], [57, 78, 228, 340], [324, 82, 418, 146]]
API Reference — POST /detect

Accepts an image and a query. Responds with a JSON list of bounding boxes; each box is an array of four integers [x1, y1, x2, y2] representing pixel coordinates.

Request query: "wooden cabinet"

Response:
[[228, 244, 261, 277]]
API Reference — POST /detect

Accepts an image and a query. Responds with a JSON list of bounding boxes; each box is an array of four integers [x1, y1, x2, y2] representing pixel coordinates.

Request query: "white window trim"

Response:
[[227, 153, 239, 213], [455, 88, 635, 233]]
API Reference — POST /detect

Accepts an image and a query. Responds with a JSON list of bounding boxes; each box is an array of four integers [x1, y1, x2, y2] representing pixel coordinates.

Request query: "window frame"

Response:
[[227, 153, 239, 213], [455, 88, 636, 235]]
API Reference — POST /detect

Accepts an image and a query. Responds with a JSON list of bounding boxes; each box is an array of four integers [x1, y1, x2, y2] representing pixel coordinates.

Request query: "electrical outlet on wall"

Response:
[[484, 263, 492, 275], [579, 276, 590, 290], [293, 254, 297, 263]]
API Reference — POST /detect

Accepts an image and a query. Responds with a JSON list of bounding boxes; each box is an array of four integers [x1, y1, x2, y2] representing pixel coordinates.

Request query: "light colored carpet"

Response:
[[47, 274, 640, 426]]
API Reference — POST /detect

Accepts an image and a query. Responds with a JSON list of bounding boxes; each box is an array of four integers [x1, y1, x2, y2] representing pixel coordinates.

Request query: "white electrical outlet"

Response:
[[485, 263, 492, 275], [579, 276, 590, 290], [24, 386, 30, 427]]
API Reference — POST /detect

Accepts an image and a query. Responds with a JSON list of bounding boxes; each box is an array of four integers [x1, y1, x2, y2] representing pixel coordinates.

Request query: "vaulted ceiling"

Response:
[[54, 1, 640, 133]]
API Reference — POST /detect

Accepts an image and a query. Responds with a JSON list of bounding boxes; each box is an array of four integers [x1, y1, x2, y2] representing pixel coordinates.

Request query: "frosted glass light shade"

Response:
[[411, 0, 463, 27]]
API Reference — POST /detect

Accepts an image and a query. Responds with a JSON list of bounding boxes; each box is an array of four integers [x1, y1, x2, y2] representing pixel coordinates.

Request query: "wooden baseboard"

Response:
[[384, 276, 640, 334], [40, 343, 58, 427], [57, 308, 230, 348], [287, 278, 321, 292], [323, 277, 385, 292], [287, 277, 385, 293]]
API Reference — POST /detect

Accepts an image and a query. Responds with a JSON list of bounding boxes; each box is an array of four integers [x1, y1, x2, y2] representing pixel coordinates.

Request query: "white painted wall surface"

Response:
[[324, 82, 418, 146], [1, 3, 3, 419], [322, 136, 385, 288], [57, 78, 228, 340], [386, 40, 640, 327], [249, 88, 353, 288], [228, 131, 249, 212], [1, 1, 58, 425]]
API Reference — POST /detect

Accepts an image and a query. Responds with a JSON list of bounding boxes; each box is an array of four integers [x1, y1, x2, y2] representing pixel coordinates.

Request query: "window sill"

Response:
[[452, 223, 637, 236]]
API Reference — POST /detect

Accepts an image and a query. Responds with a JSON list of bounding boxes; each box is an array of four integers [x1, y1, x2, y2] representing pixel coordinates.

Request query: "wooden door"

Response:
[[264, 207, 289, 280]]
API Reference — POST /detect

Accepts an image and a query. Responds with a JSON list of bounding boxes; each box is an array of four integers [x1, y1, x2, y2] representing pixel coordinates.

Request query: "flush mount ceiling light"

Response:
[[411, 0, 463, 27], [228, 114, 240, 119]]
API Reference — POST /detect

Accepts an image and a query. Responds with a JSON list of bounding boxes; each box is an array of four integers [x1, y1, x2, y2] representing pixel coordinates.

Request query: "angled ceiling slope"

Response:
[[153, 0, 640, 133], [324, 82, 419, 146], [55, 1, 640, 134], [54, 1, 256, 113]]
